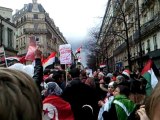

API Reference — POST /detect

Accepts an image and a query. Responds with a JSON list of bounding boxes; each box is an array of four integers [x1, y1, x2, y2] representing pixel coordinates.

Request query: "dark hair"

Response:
[[104, 77, 111, 84], [129, 78, 146, 94], [69, 68, 80, 78], [43, 69, 51, 75], [52, 70, 63, 81], [45, 77, 54, 83], [117, 85, 130, 97]]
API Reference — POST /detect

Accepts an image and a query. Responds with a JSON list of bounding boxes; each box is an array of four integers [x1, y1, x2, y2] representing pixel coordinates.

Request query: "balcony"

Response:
[[141, 12, 160, 36], [133, 12, 160, 43], [23, 28, 48, 34], [16, 17, 45, 27], [133, 30, 139, 43], [25, 17, 45, 22], [113, 42, 126, 56]]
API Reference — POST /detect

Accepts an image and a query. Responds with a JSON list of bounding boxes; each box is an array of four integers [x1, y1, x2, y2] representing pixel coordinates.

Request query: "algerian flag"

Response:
[[141, 59, 158, 96]]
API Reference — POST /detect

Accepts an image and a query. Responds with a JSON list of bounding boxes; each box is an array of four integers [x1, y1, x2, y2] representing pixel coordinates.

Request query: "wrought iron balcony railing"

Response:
[[23, 28, 48, 34]]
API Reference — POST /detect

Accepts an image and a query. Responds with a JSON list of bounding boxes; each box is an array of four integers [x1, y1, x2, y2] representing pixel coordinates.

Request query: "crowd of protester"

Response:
[[0, 47, 160, 120]]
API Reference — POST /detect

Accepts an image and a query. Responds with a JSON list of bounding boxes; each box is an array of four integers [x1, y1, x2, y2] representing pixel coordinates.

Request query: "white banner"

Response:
[[0, 46, 4, 54], [0, 46, 7, 67], [59, 44, 72, 64]]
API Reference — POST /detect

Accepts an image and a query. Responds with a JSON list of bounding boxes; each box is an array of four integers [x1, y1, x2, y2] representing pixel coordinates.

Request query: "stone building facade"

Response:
[[98, 0, 160, 71], [12, 0, 68, 58], [0, 7, 17, 57]]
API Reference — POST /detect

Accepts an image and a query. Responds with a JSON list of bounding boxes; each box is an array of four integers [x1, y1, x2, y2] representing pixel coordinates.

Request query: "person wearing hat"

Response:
[[98, 81, 117, 120], [102, 85, 136, 120], [122, 69, 131, 80]]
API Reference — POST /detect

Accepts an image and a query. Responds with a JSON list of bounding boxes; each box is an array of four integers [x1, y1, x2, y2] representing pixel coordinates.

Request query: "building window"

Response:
[[150, 7, 154, 19], [33, 14, 38, 19], [34, 23, 38, 29], [8, 28, 13, 48], [16, 40, 18, 49], [142, 42, 145, 54], [146, 39, 150, 52], [153, 35, 157, 50]]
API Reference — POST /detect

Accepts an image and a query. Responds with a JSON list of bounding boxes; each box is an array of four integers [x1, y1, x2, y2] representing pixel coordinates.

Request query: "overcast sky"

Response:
[[0, 0, 107, 66]]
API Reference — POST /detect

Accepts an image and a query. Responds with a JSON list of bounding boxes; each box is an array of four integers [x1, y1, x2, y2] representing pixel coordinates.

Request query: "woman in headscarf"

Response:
[[42, 82, 74, 120], [102, 85, 136, 120]]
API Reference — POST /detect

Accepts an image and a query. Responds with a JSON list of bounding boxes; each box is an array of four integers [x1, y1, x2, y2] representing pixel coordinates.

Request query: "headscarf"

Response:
[[45, 82, 63, 96]]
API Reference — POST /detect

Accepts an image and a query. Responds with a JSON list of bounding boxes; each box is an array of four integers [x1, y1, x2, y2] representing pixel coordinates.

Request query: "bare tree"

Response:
[[84, 27, 108, 69]]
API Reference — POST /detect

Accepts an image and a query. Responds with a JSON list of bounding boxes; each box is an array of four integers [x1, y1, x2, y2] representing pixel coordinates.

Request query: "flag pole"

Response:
[[65, 64, 68, 86]]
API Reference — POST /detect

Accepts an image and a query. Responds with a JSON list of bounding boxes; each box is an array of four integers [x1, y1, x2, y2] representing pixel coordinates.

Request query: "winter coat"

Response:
[[32, 58, 43, 92], [61, 78, 99, 120]]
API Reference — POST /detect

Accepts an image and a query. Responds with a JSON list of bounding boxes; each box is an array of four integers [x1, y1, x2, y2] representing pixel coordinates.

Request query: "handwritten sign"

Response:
[[59, 44, 72, 64]]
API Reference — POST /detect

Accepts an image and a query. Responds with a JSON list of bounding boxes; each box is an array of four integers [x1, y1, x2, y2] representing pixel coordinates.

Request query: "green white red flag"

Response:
[[141, 59, 158, 96]]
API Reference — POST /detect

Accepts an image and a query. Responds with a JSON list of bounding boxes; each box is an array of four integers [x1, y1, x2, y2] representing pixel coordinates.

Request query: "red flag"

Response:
[[78, 56, 81, 62], [43, 95, 74, 120], [25, 36, 37, 61], [42, 52, 56, 70], [19, 56, 26, 64], [75, 46, 82, 54]]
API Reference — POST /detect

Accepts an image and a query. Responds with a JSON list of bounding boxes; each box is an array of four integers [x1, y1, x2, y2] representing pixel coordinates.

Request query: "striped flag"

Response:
[[75, 46, 82, 54], [141, 59, 159, 96], [42, 52, 56, 70]]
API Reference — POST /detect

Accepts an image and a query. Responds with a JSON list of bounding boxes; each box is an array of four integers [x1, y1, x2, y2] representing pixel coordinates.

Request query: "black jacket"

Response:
[[32, 58, 43, 92], [61, 79, 99, 120]]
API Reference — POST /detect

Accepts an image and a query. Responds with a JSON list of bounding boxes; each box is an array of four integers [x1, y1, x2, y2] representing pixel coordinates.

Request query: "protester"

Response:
[[61, 68, 99, 120], [85, 77, 96, 88], [42, 82, 74, 120], [98, 81, 117, 120], [103, 85, 136, 120], [0, 68, 42, 120]]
